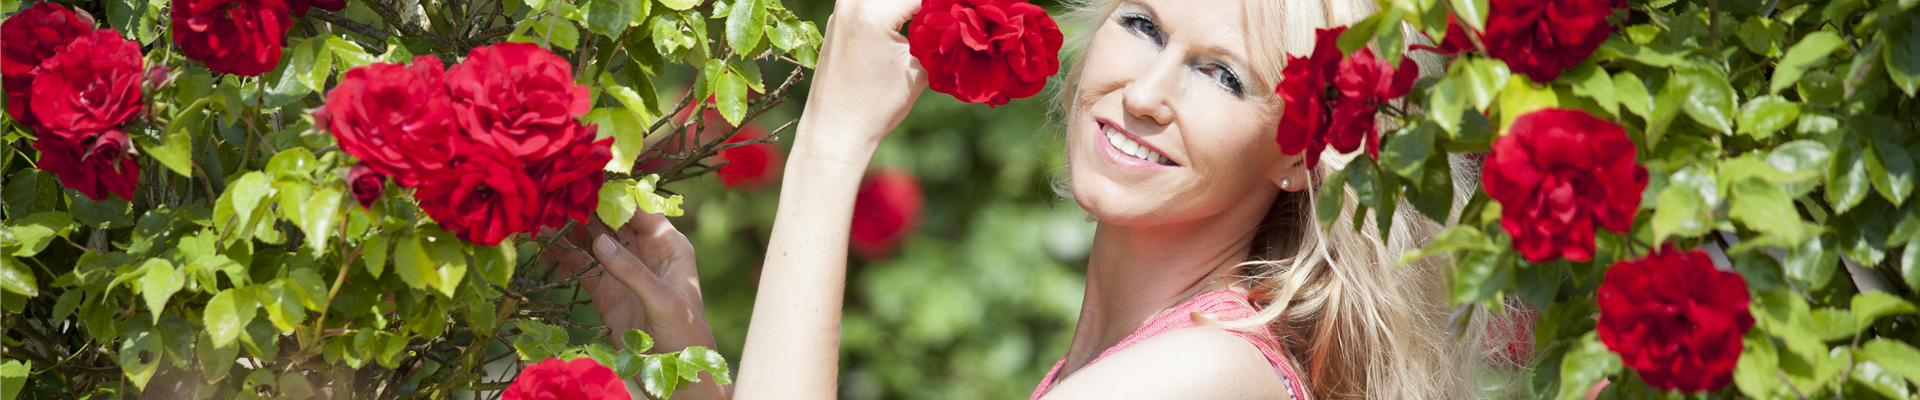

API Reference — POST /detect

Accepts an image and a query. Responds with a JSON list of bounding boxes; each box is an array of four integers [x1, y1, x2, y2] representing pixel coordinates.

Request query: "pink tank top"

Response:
[[1028, 289, 1310, 400]]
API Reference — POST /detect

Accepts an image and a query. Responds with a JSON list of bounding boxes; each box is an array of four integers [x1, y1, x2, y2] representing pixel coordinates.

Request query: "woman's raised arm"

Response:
[[733, 1, 929, 399]]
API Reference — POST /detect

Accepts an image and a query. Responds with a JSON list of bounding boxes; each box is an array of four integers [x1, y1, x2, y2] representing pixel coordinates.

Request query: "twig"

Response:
[[309, 10, 393, 42]]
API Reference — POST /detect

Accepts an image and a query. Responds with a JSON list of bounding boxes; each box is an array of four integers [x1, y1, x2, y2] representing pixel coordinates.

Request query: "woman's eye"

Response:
[[1200, 64, 1244, 95], [1120, 15, 1164, 46]]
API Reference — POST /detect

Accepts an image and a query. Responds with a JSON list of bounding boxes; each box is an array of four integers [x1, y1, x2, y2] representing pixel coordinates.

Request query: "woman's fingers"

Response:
[[589, 233, 682, 317]]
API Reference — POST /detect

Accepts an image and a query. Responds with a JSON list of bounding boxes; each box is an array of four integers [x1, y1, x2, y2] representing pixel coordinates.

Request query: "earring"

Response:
[[1281, 177, 1292, 190]]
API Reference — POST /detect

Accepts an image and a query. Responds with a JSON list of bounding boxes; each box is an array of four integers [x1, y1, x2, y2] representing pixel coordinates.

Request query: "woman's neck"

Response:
[[1057, 207, 1264, 378]]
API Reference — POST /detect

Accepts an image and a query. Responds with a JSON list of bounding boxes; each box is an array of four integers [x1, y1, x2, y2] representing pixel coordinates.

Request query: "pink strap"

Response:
[[1028, 290, 1310, 400]]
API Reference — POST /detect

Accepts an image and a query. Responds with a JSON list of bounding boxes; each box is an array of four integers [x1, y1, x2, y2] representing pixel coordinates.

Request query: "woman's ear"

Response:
[[1270, 154, 1312, 192]]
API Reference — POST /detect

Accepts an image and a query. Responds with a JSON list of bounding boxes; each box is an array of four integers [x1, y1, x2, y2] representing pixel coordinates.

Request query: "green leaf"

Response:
[[1869, 141, 1916, 206], [227, 172, 275, 234], [1337, 8, 1401, 56], [262, 281, 308, 332], [659, 0, 701, 10], [622, 329, 655, 352], [1565, 62, 1618, 116], [423, 230, 469, 298], [118, 318, 162, 389], [1652, 168, 1715, 243], [0, 256, 35, 297], [4, 170, 61, 219], [292, 36, 335, 93], [362, 232, 389, 278], [393, 232, 432, 292], [1, 359, 29, 400], [586, 343, 643, 378], [1380, 125, 1435, 177], [1852, 291, 1917, 327], [288, 266, 329, 312], [143, 99, 207, 177], [1733, 330, 1782, 398], [1786, 234, 1840, 291], [716, 71, 751, 126], [327, 36, 378, 70], [1677, 66, 1737, 135], [1455, 57, 1511, 112], [138, 259, 182, 322], [1736, 95, 1801, 138], [1450, 0, 1490, 30], [1400, 225, 1500, 265], [6, 211, 72, 257], [1881, 13, 1920, 96], [1556, 333, 1622, 400], [1612, 71, 1652, 119], [1831, 144, 1872, 214], [1858, 339, 1920, 388], [70, 191, 134, 229], [296, 185, 346, 252], [725, 0, 765, 55], [1809, 307, 1859, 341], [475, 242, 516, 286], [678, 346, 733, 384], [588, 108, 647, 173], [768, 14, 820, 68], [195, 331, 238, 385], [205, 288, 257, 348], [598, 179, 643, 231], [582, 0, 634, 37], [1851, 360, 1913, 400], [640, 354, 683, 397], [1317, 169, 1349, 227], [1735, 17, 1787, 57], [1773, 31, 1847, 94], [1729, 178, 1803, 242], [1753, 289, 1827, 361], [633, 175, 686, 217]]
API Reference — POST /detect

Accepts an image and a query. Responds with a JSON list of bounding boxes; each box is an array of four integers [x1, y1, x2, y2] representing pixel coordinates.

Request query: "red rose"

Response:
[[501, 358, 629, 400], [1275, 27, 1416, 170], [1597, 246, 1753, 392], [414, 144, 542, 246], [1481, 108, 1646, 262], [171, 0, 293, 76], [289, 0, 347, 17], [526, 133, 613, 229], [348, 162, 386, 209], [909, 0, 1063, 106], [851, 169, 924, 260], [1, 2, 95, 128], [33, 128, 140, 201], [1480, 0, 1617, 82], [714, 125, 783, 190], [446, 43, 593, 161], [324, 56, 460, 187], [29, 29, 146, 142]]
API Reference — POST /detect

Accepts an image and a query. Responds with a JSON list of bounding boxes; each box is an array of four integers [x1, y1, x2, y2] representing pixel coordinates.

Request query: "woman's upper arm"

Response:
[[1040, 327, 1294, 400]]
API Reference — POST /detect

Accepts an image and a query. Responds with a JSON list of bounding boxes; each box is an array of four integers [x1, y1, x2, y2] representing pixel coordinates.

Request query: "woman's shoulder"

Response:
[[1040, 327, 1295, 400]]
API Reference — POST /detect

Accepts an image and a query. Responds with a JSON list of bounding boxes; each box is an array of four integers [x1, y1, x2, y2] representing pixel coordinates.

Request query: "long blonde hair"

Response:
[[1051, 0, 1498, 399]]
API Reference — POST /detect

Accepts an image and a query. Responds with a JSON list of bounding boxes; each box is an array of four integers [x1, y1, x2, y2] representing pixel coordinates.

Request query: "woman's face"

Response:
[[1067, 0, 1305, 226]]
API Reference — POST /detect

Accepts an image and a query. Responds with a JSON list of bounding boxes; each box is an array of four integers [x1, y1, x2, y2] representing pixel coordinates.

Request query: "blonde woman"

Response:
[[548, 0, 1493, 398]]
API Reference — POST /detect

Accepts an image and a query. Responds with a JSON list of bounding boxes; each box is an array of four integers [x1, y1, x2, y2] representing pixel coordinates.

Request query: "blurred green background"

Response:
[[603, 1, 1096, 398]]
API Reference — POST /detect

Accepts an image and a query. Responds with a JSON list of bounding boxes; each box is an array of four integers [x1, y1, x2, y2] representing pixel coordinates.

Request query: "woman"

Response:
[[547, 0, 1493, 398]]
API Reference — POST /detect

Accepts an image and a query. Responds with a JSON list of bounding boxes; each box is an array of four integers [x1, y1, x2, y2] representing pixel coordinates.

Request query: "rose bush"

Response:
[[1, 0, 819, 397], [908, 0, 1063, 106]]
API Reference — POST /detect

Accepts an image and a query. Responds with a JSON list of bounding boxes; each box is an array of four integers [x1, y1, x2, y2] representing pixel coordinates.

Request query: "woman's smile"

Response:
[[1095, 118, 1180, 169]]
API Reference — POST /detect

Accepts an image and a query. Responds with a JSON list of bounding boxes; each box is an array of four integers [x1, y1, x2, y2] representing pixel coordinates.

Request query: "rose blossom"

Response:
[[851, 168, 925, 260], [714, 125, 782, 191], [348, 162, 387, 209], [526, 133, 614, 229], [500, 358, 629, 400], [1, 2, 95, 128], [33, 128, 141, 201], [445, 43, 593, 161], [29, 29, 146, 142], [1480, 0, 1618, 82], [171, 0, 293, 76], [909, 0, 1064, 106], [323, 56, 460, 187], [1597, 246, 1753, 392], [1481, 108, 1646, 262], [413, 144, 543, 246], [1276, 27, 1416, 170]]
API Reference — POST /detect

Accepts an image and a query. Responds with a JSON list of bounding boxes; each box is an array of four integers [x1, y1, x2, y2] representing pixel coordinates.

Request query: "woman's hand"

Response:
[[543, 211, 728, 399], [798, 0, 929, 152]]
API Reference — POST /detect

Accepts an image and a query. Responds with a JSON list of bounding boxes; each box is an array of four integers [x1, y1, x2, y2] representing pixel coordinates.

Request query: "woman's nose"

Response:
[[1122, 54, 1181, 126]]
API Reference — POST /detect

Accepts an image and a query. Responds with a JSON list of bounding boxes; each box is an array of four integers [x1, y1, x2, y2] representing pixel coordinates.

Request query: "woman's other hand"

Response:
[[799, 0, 928, 152], [544, 211, 728, 399]]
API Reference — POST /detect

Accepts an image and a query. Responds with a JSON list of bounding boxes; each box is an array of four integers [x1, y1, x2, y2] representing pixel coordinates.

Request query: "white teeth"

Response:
[[1102, 125, 1169, 165]]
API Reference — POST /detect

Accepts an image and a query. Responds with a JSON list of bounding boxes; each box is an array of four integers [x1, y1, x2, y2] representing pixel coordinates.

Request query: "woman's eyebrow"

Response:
[[1118, 0, 1161, 25]]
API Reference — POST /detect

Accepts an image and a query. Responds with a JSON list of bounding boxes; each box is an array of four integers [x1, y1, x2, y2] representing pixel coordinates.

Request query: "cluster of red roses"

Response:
[[1275, 27, 1420, 171], [3, 4, 148, 202], [1431, 0, 1621, 82], [908, 0, 1064, 107], [170, 0, 345, 76], [322, 43, 612, 246], [1483, 109, 1749, 391]]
